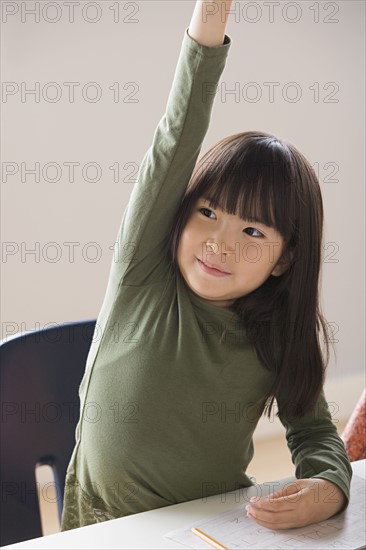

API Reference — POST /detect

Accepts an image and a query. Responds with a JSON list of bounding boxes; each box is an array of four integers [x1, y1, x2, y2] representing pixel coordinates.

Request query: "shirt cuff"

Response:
[[183, 27, 232, 57]]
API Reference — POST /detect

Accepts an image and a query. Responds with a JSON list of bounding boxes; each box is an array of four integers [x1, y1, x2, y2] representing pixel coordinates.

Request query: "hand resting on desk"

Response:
[[245, 478, 346, 530]]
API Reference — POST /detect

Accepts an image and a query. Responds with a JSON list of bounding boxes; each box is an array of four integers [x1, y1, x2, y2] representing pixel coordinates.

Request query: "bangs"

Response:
[[191, 134, 296, 243]]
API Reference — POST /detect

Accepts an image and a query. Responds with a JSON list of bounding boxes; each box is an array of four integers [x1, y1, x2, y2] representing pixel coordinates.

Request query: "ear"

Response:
[[271, 248, 294, 277], [271, 262, 290, 277]]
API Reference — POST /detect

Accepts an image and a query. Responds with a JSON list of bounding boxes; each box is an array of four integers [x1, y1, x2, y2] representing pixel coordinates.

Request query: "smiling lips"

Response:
[[197, 258, 231, 277]]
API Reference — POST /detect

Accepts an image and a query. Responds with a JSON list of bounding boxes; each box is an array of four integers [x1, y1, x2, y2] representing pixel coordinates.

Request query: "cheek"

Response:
[[176, 227, 191, 267], [177, 222, 204, 273], [178, 223, 198, 254]]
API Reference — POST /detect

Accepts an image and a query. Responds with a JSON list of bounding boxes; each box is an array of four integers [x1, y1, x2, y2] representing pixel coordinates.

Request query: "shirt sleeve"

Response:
[[279, 390, 353, 506], [113, 28, 231, 287]]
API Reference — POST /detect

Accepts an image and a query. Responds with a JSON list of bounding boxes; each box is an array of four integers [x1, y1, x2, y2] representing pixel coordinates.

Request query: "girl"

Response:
[[61, 0, 352, 532]]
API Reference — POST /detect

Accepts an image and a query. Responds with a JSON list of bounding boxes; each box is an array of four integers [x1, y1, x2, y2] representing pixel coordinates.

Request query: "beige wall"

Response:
[[2, 1, 365, 388]]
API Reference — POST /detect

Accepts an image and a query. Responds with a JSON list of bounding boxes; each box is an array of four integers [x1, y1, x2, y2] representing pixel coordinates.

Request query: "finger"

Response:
[[268, 481, 303, 500], [246, 502, 299, 525], [246, 510, 302, 531], [249, 491, 302, 512]]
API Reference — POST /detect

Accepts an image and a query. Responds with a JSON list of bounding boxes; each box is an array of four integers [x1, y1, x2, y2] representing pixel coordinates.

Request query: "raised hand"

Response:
[[188, 0, 233, 47]]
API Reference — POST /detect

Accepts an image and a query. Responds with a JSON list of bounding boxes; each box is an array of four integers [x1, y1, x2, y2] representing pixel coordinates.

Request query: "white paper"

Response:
[[165, 475, 366, 550]]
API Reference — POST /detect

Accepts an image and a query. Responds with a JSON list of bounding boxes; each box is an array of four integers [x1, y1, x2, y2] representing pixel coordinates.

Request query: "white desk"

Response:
[[3, 460, 365, 550]]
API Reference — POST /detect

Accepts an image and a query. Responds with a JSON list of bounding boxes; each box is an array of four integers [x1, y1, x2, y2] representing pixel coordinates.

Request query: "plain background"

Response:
[[1, 1, 365, 424]]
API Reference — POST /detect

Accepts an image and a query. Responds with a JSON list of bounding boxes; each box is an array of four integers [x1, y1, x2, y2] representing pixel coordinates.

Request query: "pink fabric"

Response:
[[341, 388, 366, 461]]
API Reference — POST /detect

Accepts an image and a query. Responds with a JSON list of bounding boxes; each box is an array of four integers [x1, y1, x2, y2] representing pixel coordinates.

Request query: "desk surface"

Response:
[[3, 460, 365, 550]]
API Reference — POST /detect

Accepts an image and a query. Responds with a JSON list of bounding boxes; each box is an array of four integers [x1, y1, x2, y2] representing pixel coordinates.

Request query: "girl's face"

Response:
[[176, 197, 287, 308]]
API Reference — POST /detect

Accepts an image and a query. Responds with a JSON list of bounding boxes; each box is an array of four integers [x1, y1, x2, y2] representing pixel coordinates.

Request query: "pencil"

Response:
[[191, 527, 229, 550]]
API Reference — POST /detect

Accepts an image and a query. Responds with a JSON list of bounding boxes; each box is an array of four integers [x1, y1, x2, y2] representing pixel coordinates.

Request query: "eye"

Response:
[[199, 207, 217, 220], [244, 227, 264, 238]]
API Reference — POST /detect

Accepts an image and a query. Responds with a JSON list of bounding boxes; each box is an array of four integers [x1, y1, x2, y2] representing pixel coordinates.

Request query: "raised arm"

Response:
[[188, 0, 233, 46], [110, 1, 232, 287]]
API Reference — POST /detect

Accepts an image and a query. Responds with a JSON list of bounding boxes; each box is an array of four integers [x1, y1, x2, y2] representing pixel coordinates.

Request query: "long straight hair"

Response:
[[168, 131, 330, 419]]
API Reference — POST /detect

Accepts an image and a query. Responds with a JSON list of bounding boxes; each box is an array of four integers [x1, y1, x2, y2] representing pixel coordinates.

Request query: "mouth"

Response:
[[197, 258, 232, 277]]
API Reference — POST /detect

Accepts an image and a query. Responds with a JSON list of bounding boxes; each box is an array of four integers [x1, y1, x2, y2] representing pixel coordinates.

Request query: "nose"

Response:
[[205, 239, 237, 256], [205, 240, 219, 254]]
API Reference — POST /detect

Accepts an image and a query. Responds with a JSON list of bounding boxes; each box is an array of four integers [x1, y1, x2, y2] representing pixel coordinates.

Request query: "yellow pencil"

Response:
[[191, 527, 229, 550]]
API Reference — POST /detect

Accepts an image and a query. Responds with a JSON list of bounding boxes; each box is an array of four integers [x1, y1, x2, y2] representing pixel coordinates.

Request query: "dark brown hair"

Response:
[[168, 131, 330, 419]]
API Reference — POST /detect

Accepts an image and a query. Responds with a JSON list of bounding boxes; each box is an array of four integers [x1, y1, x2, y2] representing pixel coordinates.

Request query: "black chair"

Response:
[[0, 320, 96, 546]]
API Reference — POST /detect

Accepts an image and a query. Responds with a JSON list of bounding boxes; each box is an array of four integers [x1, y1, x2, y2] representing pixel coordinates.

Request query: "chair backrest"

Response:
[[0, 320, 96, 546]]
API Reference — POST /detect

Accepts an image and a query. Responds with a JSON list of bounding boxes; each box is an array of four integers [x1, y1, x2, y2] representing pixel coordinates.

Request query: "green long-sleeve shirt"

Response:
[[61, 28, 352, 531]]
